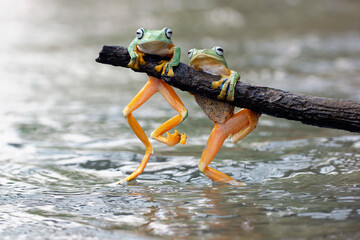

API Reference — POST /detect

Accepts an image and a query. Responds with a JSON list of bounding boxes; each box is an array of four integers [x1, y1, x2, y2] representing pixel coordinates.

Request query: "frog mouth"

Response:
[[137, 41, 172, 56], [190, 53, 229, 75]]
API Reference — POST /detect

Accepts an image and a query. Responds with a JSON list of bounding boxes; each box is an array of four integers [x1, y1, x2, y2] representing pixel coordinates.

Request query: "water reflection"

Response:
[[2, 133, 359, 238]]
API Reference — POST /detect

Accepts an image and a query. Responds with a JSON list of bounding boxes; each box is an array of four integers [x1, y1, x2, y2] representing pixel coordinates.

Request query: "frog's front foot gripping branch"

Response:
[[212, 71, 240, 102], [119, 76, 187, 184], [154, 46, 180, 77], [127, 46, 146, 70], [155, 60, 174, 76]]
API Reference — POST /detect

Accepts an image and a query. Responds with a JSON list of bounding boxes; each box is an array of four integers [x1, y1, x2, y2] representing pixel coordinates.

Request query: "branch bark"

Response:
[[96, 45, 360, 133]]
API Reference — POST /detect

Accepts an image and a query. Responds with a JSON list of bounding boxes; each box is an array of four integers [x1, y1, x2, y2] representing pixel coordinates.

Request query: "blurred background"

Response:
[[0, 0, 359, 239]]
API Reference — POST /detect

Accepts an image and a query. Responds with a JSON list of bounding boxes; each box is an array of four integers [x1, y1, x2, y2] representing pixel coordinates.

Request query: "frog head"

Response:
[[188, 46, 229, 75], [133, 27, 174, 56]]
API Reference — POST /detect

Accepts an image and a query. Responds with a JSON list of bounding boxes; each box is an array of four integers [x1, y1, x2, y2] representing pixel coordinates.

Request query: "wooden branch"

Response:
[[96, 45, 360, 133]]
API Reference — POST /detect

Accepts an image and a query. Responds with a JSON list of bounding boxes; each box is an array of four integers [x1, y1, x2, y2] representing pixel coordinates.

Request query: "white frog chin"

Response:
[[137, 42, 171, 56], [190, 55, 229, 75], [191, 60, 229, 75], [200, 64, 229, 76]]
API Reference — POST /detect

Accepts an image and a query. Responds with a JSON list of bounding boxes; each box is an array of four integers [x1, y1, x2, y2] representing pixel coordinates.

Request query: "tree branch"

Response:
[[96, 45, 360, 133]]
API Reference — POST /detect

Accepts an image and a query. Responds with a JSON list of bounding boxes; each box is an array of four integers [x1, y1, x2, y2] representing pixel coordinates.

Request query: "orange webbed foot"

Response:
[[164, 130, 187, 146], [199, 164, 246, 186]]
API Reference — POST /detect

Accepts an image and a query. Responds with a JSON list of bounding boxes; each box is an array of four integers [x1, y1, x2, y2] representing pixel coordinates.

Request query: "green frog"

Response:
[[188, 46, 261, 185], [120, 28, 187, 184], [127, 27, 180, 77]]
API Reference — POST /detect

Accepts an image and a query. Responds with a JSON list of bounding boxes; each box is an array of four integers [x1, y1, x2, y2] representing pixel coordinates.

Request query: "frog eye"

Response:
[[136, 28, 144, 39], [214, 46, 224, 56], [188, 49, 195, 58], [165, 28, 173, 39]]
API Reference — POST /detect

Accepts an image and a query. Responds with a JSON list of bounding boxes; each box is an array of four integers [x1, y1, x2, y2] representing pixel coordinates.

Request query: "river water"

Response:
[[1, 0, 360, 239]]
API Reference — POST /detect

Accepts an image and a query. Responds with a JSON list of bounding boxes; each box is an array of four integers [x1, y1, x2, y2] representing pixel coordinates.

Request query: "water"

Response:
[[1, 0, 360, 239]]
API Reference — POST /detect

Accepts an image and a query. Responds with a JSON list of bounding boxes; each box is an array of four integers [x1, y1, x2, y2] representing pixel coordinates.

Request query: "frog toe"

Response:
[[155, 60, 166, 73], [217, 90, 227, 100], [211, 78, 226, 90], [138, 52, 146, 66], [127, 59, 135, 68], [165, 66, 174, 77], [226, 89, 235, 101], [226, 95, 234, 102], [180, 133, 187, 145], [218, 82, 230, 100], [128, 58, 140, 70], [161, 62, 174, 76]]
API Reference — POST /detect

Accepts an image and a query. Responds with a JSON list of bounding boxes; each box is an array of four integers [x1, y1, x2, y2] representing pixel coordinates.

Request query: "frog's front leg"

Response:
[[128, 43, 146, 70], [154, 45, 180, 77], [150, 78, 188, 146], [211, 71, 240, 101]]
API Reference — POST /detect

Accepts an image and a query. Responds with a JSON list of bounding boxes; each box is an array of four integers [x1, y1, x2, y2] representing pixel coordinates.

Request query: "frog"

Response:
[[187, 46, 261, 185], [127, 27, 180, 77], [119, 28, 188, 184]]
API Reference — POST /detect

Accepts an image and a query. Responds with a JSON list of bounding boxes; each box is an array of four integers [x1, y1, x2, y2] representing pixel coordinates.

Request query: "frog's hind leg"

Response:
[[229, 109, 260, 143], [150, 78, 188, 146], [119, 77, 159, 184], [198, 123, 244, 185], [198, 109, 259, 186]]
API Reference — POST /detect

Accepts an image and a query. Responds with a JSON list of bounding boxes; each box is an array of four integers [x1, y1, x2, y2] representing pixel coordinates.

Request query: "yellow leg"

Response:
[[150, 78, 188, 146], [118, 113, 153, 184], [198, 109, 260, 185], [120, 76, 188, 183], [120, 78, 159, 183], [198, 124, 242, 185], [229, 109, 260, 143]]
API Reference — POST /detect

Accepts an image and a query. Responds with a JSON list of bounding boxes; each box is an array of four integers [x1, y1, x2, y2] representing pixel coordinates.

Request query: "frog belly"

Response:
[[194, 95, 234, 123]]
